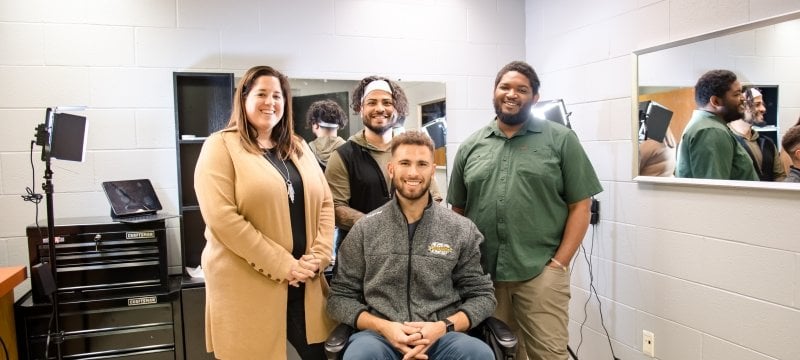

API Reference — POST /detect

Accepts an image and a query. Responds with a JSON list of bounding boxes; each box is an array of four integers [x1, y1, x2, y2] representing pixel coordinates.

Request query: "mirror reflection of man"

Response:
[[324, 76, 442, 246], [676, 69, 759, 180], [727, 87, 786, 181], [781, 124, 800, 182]]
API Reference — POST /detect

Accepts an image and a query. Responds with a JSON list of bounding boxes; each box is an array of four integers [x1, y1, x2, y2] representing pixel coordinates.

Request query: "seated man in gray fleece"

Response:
[[327, 130, 496, 360]]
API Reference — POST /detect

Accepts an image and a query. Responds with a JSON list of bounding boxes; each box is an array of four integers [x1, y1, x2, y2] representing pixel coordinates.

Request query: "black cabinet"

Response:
[[173, 72, 234, 360], [180, 285, 214, 360], [15, 277, 183, 360], [25, 217, 169, 303], [172, 72, 234, 274], [17, 217, 183, 359]]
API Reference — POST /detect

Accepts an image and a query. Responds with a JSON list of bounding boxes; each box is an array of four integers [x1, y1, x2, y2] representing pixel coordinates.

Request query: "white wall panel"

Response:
[[669, 0, 750, 41], [750, 0, 800, 20], [0, 67, 90, 108], [0, 24, 45, 66], [92, 149, 176, 187], [40, 0, 88, 24], [0, 0, 44, 22], [0, 110, 45, 152], [44, 24, 134, 67], [0, 195, 38, 237], [259, 0, 334, 35], [465, 76, 492, 110], [87, 110, 137, 150], [136, 109, 175, 149], [177, 0, 259, 32], [702, 335, 778, 360], [89, 68, 173, 108], [608, 1, 670, 57], [135, 28, 220, 69], [85, 0, 175, 27]]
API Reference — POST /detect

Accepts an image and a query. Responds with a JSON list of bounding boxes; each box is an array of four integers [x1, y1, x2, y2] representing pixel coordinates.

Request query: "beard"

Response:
[[743, 111, 766, 126], [720, 102, 744, 123], [495, 99, 534, 126], [392, 176, 430, 202], [362, 113, 396, 135]]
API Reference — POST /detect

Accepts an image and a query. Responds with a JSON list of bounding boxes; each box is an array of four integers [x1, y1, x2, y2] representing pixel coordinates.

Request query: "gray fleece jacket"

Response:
[[327, 197, 496, 329]]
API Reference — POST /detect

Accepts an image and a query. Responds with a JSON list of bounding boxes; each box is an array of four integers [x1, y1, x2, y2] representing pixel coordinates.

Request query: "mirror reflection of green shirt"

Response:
[[676, 110, 759, 181], [448, 118, 602, 281]]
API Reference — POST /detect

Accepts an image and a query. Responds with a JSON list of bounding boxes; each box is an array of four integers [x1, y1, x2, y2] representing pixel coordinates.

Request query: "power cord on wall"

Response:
[[575, 210, 620, 360], [21, 141, 43, 206], [22, 140, 45, 234]]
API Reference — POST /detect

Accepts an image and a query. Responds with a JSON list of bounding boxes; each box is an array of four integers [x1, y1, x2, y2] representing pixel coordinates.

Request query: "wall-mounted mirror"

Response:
[[633, 10, 800, 188], [288, 78, 448, 192]]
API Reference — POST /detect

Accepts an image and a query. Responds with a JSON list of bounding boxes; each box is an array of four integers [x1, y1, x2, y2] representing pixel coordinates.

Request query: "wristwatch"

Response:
[[442, 318, 455, 333]]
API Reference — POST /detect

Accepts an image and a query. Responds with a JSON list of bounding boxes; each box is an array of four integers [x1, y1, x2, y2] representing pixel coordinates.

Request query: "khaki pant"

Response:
[[494, 266, 571, 360]]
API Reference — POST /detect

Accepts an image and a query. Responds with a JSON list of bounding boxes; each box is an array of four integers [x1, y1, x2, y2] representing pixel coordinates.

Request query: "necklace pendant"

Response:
[[287, 180, 295, 203]]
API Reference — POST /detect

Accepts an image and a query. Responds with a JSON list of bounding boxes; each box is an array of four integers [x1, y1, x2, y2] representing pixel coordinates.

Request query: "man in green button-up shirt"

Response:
[[676, 69, 759, 181], [448, 61, 602, 360]]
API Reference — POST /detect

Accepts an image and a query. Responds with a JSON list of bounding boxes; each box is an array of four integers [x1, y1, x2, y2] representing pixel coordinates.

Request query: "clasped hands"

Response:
[[287, 254, 320, 287], [380, 320, 446, 360]]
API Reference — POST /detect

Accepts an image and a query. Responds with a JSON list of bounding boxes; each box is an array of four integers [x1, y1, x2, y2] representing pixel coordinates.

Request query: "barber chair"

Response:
[[324, 316, 517, 360]]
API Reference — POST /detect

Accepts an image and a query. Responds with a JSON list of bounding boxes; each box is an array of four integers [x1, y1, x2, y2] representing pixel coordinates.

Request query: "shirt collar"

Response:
[[483, 115, 545, 139]]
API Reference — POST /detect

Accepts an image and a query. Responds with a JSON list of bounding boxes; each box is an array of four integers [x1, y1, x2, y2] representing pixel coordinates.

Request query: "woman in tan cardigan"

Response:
[[194, 66, 336, 359]]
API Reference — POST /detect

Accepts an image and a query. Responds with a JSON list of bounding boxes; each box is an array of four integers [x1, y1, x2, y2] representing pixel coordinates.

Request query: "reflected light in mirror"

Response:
[[633, 10, 800, 189]]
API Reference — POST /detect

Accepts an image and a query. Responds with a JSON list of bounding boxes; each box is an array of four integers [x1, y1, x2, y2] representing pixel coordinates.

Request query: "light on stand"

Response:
[[32, 106, 87, 360], [637, 100, 672, 142], [420, 117, 447, 149], [532, 99, 572, 129]]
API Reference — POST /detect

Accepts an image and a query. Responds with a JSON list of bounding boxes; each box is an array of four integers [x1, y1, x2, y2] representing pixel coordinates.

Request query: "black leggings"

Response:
[[286, 285, 326, 360]]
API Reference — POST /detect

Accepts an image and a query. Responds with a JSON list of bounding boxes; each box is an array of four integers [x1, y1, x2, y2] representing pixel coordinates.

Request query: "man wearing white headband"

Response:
[[728, 87, 786, 181], [306, 99, 347, 170], [325, 76, 442, 250]]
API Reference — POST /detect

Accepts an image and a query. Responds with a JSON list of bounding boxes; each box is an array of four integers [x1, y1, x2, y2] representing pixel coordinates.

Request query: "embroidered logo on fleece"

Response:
[[428, 242, 453, 255]]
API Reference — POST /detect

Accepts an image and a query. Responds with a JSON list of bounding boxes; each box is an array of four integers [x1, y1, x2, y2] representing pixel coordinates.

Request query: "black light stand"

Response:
[[34, 108, 64, 360]]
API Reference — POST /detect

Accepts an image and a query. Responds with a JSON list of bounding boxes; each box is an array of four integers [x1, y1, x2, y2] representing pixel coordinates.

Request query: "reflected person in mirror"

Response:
[[727, 87, 786, 181], [324, 76, 441, 247], [781, 124, 800, 182], [328, 130, 496, 360], [449, 61, 602, 360], [675, 69, 759, 180], [194, 65, 335, 359], [306, 99, 347, 171]]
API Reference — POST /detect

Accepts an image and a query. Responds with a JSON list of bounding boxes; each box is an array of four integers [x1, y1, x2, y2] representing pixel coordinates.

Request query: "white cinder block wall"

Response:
[[526, 0, 800, 359]]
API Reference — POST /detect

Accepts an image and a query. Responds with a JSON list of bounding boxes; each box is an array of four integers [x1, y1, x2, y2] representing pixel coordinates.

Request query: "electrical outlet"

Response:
[[643, 330, 655, 357]]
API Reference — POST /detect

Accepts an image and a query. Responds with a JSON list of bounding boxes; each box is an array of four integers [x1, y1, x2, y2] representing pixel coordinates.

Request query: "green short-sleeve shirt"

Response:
[[448, 118, 603, 281], [676, 110, 759, 181]]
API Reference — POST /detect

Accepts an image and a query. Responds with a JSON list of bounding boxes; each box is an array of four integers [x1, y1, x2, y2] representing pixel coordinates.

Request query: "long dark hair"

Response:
[[225, 65, 302, 159]]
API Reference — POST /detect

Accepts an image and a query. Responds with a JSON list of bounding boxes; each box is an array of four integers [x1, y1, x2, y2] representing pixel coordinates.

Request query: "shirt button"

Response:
[[250, 262, 255, 267], [258, 269, 263, 273]]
